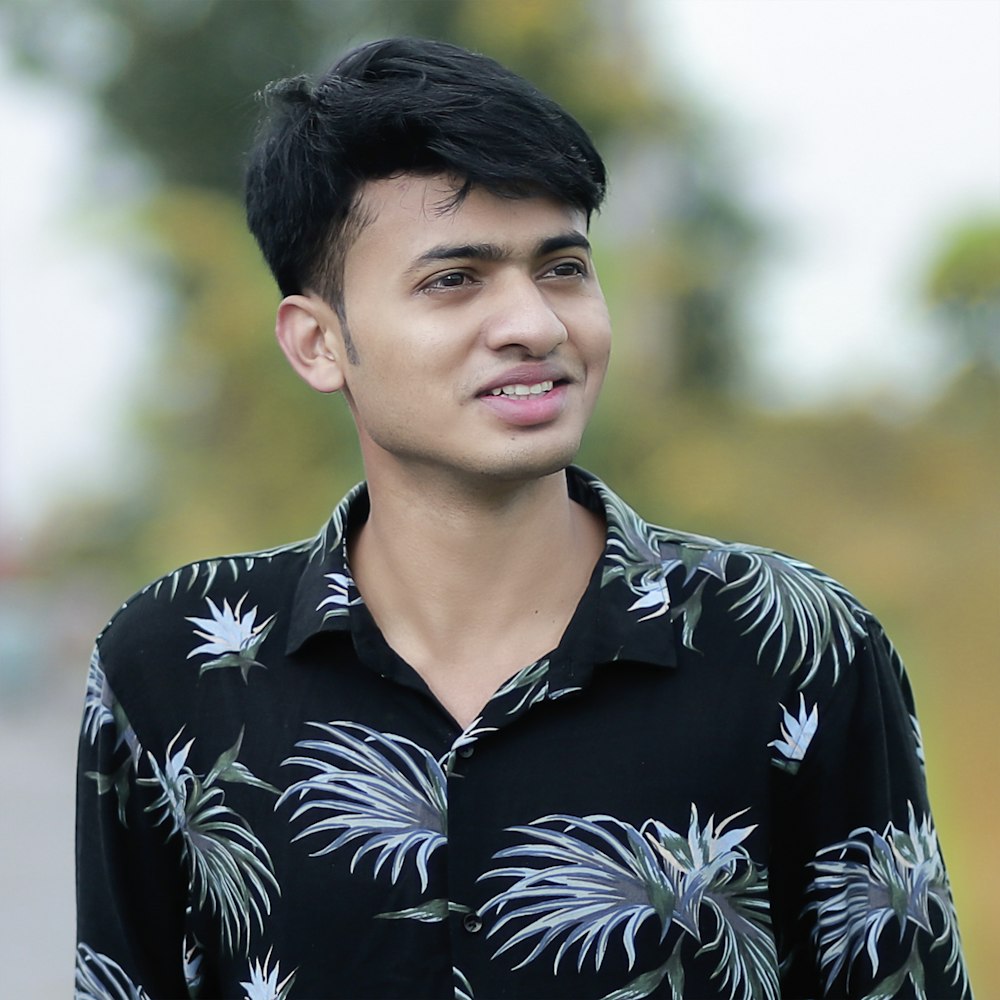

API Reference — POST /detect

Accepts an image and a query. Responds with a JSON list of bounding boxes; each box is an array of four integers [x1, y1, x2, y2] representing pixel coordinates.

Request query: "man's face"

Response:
[[333, 173, 612, 487]]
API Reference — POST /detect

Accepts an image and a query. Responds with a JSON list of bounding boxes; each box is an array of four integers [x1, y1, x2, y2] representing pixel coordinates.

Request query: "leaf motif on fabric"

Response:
[[280, 722, 447, 892], [141, 729, 280, 954], [807, 802, 968, 995], [186, 593, 276, 682], [767, 694, 819, 774], [593, 473, 866, 686], [316, 572, 361, 622], [376, 897, 471, 923], [480, 806, 777, 1000], [453, 966, 475, 1000], [75, 943, 150, 1000], [240, 947, 297, 1000]]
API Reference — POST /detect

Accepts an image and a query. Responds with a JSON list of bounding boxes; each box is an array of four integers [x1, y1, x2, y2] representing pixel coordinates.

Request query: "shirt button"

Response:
[[458, 745, 475, 759], [462, 912, 484, 934]]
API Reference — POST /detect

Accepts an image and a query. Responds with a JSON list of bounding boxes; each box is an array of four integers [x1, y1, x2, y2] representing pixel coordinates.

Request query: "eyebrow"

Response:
[[406, 231, 592, 275]]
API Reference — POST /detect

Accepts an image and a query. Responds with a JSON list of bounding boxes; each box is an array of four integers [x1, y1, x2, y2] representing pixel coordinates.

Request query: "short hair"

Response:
[[244, 37, 607, 307]]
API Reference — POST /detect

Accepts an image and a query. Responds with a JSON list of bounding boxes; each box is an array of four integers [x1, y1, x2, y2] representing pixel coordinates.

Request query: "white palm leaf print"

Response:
[[143, 731, 279, 953], [767, 694, 819, 773], [75, 943, 150, 1000], [721, 552, 864, 685], [493, 658, 552, 715], [695, 869, 777, 1000], [809, 803, 968, 995], [182, 933, 204, 996], [483, 809, 777, 1000], [484, 815, 679, 973], [83, 647, 115, 743], [82, 648, 141, 760], [280, 722, 447, 891], [241, 948, 296, 1000], [647, 809, 777, 1000], [148, 533, 324, 602], [186, 593, 276, 681], [82, 649, 143, 825], [453, 966, 475, 1000], [596, 477, 865, 684], [317, 572, 361, 622], [601, 492, 722, 623]]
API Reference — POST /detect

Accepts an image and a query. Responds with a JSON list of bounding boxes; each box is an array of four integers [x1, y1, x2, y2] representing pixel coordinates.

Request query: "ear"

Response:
[[275, 294, 346, 394]]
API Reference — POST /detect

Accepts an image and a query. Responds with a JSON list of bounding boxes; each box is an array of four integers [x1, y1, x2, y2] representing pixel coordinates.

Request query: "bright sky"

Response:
[[657, 0, 1000, 406], [1, 0, 999, 545]]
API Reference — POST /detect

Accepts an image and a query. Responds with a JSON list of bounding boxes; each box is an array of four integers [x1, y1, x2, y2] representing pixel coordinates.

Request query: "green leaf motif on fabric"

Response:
[[481, 806, 778, 1000], [594, 476, 866, 686], [601, 936, 685, 1000], [75, 943, 150, 1000], [376, 898, 471, 923], [720, 551, 865, 686], [186, 593, 276, 682], [83, 648, 144, 825], [808, 802, 968, 996], [493, 658, 552, 716], [440, 717, 498, 777], [316, 571, 361, 623], [148, 534, 321, 602], [141, 730, 280, 954]]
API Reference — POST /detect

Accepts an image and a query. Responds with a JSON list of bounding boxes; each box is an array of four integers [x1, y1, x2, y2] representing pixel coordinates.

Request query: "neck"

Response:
[[348, 464, 605, 724], [353, 465, 594, 623]]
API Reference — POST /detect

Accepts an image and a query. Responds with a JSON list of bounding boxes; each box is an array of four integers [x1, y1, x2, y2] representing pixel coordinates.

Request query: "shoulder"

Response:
[[588, 469, 891, 696], [94, 535, 318, 688], [676, 527, 881, 684]]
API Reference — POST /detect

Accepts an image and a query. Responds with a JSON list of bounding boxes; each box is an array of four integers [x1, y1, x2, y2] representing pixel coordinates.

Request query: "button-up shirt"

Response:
[[76, 467, 971, 999]]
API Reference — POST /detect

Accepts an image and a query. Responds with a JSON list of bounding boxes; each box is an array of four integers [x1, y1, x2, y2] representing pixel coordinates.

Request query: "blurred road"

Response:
[[0, 670, 80, 998]]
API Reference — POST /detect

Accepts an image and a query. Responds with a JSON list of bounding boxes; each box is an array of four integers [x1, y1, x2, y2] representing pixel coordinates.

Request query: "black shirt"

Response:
[[76, 468, 971, 999]]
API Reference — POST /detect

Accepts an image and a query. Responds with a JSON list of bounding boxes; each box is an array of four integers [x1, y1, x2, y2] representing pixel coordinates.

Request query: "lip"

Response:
[[476, 363, 570, 397], [473, 362, 577, 427]]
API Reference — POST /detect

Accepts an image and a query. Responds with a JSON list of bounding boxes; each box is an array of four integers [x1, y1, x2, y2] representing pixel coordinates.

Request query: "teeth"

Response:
[[489, 380, 555, 398]]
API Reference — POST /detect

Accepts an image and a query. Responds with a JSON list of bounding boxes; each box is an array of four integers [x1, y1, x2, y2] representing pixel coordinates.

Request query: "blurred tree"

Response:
[[923, 215, 1000, 371], [3, 0, 759, 579]]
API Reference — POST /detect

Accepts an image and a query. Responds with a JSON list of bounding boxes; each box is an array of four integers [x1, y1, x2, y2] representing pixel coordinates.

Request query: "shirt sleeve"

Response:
[[771, 615, 972, 998], [75, 643, 190, 999]]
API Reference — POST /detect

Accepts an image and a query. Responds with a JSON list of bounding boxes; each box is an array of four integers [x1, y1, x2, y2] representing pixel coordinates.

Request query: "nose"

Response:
[[481, 274, 568, 356]]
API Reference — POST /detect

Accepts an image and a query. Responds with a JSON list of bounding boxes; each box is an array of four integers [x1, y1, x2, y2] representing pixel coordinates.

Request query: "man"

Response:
[[76, 37, 970, 999]]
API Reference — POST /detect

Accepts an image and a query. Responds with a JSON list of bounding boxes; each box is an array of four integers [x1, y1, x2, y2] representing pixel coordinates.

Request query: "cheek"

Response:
[[579, 303, 612, 366]]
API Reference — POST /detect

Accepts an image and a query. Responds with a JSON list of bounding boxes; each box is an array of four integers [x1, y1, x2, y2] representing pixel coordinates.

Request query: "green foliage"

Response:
[[924, 217, 1000, 304], [922, 215, 1000, 369]]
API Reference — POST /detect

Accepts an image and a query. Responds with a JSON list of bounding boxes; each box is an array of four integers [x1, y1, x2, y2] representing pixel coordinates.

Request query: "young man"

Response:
[[76, 38, 970, 1000]]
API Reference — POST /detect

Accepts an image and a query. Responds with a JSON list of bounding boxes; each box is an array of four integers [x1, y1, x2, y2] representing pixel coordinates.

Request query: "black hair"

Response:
[[244, 37, 607, 307]]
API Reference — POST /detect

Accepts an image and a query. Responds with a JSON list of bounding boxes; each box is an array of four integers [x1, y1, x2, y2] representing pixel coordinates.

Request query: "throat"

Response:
[[348, 477, 606, 725]]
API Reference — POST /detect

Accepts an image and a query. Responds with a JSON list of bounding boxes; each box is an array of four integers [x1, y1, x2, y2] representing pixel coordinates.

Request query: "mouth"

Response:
[[476, 375, 569, 427], [487, 379, 556, 399]]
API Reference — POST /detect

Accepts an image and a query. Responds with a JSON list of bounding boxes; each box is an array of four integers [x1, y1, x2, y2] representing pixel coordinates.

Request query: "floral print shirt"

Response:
[[76, 467, 971, 999]]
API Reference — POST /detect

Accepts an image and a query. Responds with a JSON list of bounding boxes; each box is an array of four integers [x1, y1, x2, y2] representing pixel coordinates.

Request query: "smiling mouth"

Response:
[[487, 380, 556, 398]]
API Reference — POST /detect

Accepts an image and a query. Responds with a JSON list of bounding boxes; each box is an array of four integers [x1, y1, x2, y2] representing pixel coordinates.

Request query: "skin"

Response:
[[276, 174, 612, 726]]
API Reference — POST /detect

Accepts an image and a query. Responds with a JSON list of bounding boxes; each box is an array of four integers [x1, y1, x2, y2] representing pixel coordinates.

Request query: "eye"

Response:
[[544, 259, 588, 279], [423, 271, 475, 292]]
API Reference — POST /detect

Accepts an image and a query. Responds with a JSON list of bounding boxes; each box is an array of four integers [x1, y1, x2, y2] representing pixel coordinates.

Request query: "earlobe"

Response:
[[275, 294, 346, 394]]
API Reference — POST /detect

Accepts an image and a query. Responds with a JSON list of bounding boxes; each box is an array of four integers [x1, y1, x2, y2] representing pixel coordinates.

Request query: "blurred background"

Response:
[[0, 0, 997, 995]]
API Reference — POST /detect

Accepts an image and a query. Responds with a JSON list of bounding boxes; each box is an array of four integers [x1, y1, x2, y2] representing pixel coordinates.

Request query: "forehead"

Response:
[[350, 174, 587, 259]]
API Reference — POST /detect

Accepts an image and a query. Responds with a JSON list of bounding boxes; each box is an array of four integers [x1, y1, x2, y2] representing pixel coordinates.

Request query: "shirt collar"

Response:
[[286, 467, 677, 673]]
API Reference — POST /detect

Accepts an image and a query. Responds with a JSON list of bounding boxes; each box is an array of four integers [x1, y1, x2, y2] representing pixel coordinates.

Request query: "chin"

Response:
[[472, 440, 582, 484]]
